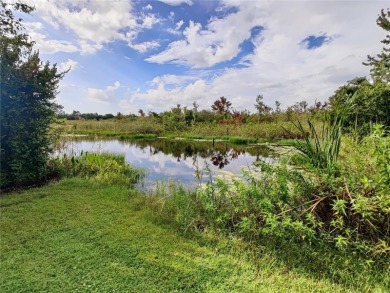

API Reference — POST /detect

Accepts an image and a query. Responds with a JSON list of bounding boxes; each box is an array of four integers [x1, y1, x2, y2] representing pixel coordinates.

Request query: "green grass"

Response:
[[0, 178, 372, 292], [228, 137, 258, 144]]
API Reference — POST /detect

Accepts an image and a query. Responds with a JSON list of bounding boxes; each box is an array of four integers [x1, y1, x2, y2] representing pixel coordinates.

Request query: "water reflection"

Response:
[[64, 138, 275, 189]]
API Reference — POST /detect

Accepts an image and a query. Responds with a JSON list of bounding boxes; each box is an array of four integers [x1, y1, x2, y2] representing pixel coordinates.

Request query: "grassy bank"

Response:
[[0, 178, 368, 292], [57, 118, 310, 140]]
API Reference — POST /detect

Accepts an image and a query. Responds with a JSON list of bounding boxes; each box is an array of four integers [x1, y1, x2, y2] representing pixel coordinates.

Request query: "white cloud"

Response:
[[167, 20, 185, 35], [157, 0, 193, 6], [78, 40, 103, 55], [27, 0, 163, 55], [141, 13, 161, 29], [124, 79, 212, 113], [25, 22, 79, 54], [145, 4, 153, 10], [33, 0, 135, 41], [139, 1, 388, 110], [175, 20, 185, 30], [146, 5, 261, 68], [151, 74, 198, 86], [129, 41, 160, 53], [27, 0, 137, 54], [58, 59, 80, 73], [87, 81, 121, 103]]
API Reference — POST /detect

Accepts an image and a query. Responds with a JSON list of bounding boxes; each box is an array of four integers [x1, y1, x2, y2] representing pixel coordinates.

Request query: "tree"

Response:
[[363, 9, 390, 83], [254, 95, 272, 115], [329, 10, 390, 134], [211, 96, 232, 115], [329, 77, 390, 132], [1, 2, 65, 188]]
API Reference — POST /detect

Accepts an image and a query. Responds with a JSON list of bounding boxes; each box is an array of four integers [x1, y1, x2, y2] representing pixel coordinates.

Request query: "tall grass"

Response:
[[60, 118, 315, 140], [63, 118, 165, 136], [290, 116, 342, 175], [228, 137, 258, 144]]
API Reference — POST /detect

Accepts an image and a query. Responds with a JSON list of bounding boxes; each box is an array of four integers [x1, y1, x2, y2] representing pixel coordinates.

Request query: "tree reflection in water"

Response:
[[211, 148, 242, 169], [70, 137, 275, 170], [125, 139, 274, 170], [66, 137, 277, 188]]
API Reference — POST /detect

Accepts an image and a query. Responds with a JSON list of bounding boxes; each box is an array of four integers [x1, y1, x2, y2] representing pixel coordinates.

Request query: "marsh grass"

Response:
[[61, 119, 314, 140], [49, 152, 145, 187], [119, 133, 157, 139], [228, 137, 258, 144]]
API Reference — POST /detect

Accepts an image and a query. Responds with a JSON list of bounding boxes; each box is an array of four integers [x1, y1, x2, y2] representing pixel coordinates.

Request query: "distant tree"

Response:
[[230, 110, 241, 124], [287, 100, 309, 113], [103, 113, 114, 119], [1, 2, 66, 188], [299, 101, 308, 112], [308, 100, 329, 114], [254, 95, 272, 115], [211, 96, 232, 115], [192, 101, 199, 112], [116, 112, 124, 120], [196, 109, 217, 123], [148, 111, 159, 118], [184, 107, 194, 126], [275, 100, 281, 113], [138, 109, 145, 117], [192, 101, 199, 123], [71, 110, 81, 120]]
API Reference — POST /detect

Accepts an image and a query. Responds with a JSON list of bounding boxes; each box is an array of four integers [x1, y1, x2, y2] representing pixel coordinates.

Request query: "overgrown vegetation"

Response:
[[154, 124, 389, 270]]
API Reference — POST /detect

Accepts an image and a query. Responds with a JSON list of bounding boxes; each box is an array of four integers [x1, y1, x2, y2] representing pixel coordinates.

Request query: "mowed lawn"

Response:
[[0, 178, 373, 292]]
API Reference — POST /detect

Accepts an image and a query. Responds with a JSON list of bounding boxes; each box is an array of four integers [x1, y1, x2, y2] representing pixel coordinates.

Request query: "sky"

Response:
[[18, 0, 389, 114]]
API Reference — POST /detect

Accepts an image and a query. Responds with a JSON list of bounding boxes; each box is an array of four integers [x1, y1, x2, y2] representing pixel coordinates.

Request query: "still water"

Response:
[[64, 138, 276, 189]]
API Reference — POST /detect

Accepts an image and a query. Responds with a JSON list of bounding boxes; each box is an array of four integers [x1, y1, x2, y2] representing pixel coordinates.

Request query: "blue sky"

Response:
[[20, 0, 388, 114]]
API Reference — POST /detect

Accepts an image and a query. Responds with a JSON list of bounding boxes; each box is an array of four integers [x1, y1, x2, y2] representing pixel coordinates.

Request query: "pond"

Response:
[[63, 138, 276, 190]]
